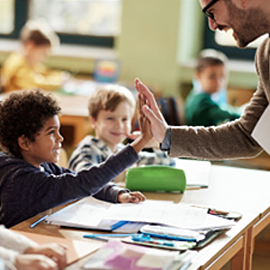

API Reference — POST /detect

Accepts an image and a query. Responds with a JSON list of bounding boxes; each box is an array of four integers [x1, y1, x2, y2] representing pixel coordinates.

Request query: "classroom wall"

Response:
[[0, 0, 258, 97], [117, 0, 181, 96]]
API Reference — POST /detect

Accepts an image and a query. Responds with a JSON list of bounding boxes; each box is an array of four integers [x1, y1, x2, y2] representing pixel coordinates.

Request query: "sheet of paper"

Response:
[[251, 104, 270, 155], [175, 159, 211, 187], [46, 198, 112, 229], [12, 230, 101, 265], [46, 197, 235, 231], [106, 200, 235, 230]]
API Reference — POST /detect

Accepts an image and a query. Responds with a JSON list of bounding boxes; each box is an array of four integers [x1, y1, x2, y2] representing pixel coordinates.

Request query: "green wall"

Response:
[[0, 0, 258, 96], [117, 0, 181, 96]]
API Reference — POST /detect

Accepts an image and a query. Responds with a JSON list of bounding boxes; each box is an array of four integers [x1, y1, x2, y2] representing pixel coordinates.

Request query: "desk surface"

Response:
[[12, 207, 258, 270], [181, 165, 270, 218], [11, 164, 270, 270]]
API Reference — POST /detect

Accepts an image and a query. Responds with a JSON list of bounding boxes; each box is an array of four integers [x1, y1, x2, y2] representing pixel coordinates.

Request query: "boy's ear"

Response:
[[18, 135, 30, 151], [89, 116, 96, 129]]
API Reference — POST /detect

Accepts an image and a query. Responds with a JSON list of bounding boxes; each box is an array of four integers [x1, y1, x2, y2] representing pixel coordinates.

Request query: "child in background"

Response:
[[1, 19, 68, 93], [184, 49, 241, 127], [68, 85, 176, 177], [0, 225, 66, 270], [0, 88, 150, 228]]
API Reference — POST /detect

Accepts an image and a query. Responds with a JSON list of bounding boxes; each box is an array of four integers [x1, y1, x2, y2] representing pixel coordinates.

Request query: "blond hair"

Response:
[[88, 84, 136, 119]]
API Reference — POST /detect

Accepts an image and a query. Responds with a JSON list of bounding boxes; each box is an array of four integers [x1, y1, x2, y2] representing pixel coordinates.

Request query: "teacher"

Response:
[[135, 0, 269, 161]]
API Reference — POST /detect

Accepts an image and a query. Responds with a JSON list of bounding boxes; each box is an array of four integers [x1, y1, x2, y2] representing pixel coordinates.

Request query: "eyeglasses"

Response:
[[202, 0, 220, 21]]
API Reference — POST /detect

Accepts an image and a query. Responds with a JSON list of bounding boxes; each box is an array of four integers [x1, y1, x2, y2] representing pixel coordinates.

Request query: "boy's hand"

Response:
[[15, 254, 58, 270], [137, 93, 153, 143], [135, 78, 169, 143], [118, 191, 146, 203], [24, 243, 67, 268], [130, 93, 153, 153]]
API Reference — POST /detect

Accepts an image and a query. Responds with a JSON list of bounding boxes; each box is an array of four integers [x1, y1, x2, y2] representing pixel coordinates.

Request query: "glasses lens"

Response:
[[205, 10, 215, 20]]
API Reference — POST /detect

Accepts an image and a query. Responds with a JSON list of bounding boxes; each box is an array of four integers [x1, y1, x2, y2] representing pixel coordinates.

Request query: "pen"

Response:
[[30, 215, 48, 228], [132, 234, 175, 247], [84, 233, 137, 238], [83, 235, 109, 242], [191, 204, 229, 215], [110, 220, 129, 231]]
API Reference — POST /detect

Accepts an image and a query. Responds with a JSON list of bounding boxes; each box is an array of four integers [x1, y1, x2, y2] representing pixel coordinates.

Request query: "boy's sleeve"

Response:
[[68, 142, 129, 203], [137, 148, 176, 166], [93, 183, 129, 203], [68, 142, 103, 173]]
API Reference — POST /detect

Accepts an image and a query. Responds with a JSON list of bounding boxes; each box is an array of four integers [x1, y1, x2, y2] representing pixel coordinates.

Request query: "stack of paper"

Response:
[[46, 197, 236, 232]]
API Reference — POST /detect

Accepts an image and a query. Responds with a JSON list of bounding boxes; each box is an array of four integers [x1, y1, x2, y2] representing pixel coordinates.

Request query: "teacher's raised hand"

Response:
[[135, 78, 169, 144]]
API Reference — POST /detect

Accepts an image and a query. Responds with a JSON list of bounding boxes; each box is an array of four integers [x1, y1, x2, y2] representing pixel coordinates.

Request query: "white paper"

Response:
[[251, 104, 270, 155], [46, 197, 235, 231], [175, 159, 211, 187]]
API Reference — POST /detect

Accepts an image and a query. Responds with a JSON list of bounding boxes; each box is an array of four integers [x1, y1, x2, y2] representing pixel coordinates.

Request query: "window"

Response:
[[0, 0, 122, 48], [203, 19, 266, 60], [0, 0, 14, 34]]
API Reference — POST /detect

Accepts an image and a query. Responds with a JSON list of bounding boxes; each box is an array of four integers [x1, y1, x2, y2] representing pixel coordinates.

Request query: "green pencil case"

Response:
[[125, 165, 186, 193]]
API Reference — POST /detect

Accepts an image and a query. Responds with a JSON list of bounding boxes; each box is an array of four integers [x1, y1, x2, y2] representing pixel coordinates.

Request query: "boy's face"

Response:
[[197, 64, 226, 94], [91, 101, 133, 151], [21, 115, 63, 167], [28, 43, 51, 65]]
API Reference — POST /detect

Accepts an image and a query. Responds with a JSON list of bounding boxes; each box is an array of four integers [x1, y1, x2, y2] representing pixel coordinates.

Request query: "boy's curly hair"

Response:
[[0, 88, 61, 158]]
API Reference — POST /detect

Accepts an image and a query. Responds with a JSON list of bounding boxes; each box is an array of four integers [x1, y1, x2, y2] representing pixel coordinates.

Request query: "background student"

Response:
[[185, 49, 241, 126], [0, 88, 151, 228], [68, 84, 176, 177], [0, 225, 67, 270], [1, 19, 69, 93]]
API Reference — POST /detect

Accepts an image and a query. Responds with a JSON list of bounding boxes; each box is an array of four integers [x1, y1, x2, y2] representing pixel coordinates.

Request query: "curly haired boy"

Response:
[[0, 89, 151, 228]]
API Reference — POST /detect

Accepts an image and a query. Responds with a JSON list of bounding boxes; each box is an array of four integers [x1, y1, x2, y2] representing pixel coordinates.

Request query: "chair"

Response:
[[157, 97, 184, 126]]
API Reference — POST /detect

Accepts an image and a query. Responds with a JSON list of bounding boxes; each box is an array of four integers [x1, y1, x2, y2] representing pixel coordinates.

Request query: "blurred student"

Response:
[[69, 84, 175, 176], [185, 49, 241, 126], [1, 19, 68, 93], [0, 225, 67, 270], [0, 88, 151, 228]]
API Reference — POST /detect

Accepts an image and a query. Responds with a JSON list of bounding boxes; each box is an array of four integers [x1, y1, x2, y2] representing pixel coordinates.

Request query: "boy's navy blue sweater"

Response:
[[0, 145, 138, 228]]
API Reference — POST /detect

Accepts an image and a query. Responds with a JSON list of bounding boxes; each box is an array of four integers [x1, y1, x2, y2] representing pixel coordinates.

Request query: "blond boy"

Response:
[[68, 84, 175, 179]]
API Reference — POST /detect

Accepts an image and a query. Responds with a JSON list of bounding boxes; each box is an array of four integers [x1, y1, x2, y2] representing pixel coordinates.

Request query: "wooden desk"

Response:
[[12, 207, 258, 270], [180, 165, 270, 269], [12, 164, 270, 270]]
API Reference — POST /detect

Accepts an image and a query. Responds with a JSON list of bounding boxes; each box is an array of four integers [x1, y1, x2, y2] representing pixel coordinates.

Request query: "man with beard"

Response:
[[134, 0, 270, 161]]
